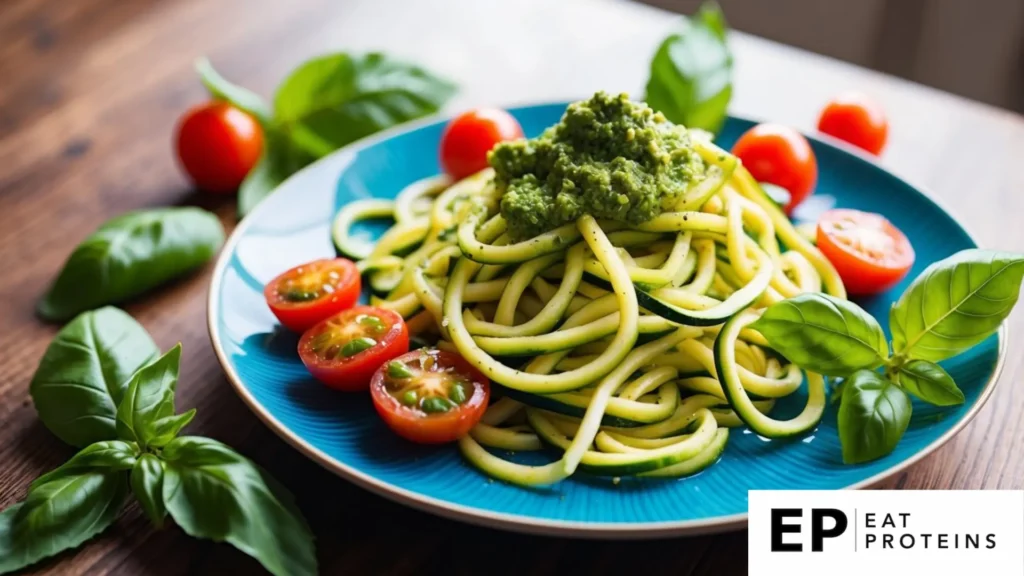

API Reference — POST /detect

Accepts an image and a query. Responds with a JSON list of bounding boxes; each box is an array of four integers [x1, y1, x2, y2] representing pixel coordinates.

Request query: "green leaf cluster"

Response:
[[645, 1, 732, 133], [5, 311, 316, 575], [198, 53, 457, 217], [753, 249, 1024, 464]]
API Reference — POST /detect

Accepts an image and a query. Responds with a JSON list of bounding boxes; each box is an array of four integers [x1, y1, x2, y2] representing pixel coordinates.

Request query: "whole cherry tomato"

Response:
[[732, 123, 818, 214], [818, 92, 889, 155], [175, 101, 262, 193], [439, 108, 524, 180]]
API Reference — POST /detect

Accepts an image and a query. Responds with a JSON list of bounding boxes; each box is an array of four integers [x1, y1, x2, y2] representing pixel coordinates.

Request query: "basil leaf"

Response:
[[644, 1, 733, 133], [161, 437, 316, 576], [234, 52, 454, 216], [274, 52, 456, 158], [891, 249, 1024, 362], [116, 345, 182, 449], [237, 128, 313, 218], [195, 57, 272, 125], [0, 445, 131, 573], [31, 440, 137, 490], [29, 307, 159, 447], [838, 370, 912, 464], [146, 409, 197, 448], [895, 359, 964, 406], [696, 1, 727, 38], [750, 293, 889, 377], [37, 208, 225, 322], [131, 454, 167, 528], [238, 153, 286, 218]]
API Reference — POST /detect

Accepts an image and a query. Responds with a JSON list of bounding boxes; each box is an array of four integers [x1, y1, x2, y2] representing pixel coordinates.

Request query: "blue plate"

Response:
[[208, 103, 1006, 537]]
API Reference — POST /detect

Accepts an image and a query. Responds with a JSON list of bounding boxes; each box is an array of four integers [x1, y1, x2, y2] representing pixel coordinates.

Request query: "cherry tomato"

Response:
[[732, 124, 818, 214], [298, 306, 409, 391], [370, 348, 490, 444], [817, 93, 888, 155], [439, 108, 524, 180], [817, 209, 915, 295], [264, 258, 360, 332], [175, 101, 262, 193]]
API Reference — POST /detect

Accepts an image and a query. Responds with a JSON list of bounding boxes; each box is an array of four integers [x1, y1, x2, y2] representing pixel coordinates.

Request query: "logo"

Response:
[[749, 491, 1024, 576], [770, 508, 848, 552]]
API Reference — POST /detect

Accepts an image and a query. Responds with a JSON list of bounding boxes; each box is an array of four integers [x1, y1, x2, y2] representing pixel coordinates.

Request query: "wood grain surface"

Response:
[[1, 0, 1022, 574]]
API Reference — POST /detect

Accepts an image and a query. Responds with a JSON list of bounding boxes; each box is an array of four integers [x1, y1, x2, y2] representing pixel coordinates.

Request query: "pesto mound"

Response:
[[488, 91, 708, 240]]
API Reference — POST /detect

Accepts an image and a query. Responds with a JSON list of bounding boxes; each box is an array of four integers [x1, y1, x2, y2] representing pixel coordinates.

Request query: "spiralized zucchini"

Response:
[[344, 142, 845, 487]]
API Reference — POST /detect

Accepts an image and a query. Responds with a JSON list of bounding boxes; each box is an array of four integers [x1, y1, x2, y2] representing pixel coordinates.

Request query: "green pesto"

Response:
[[489, 91, 708, 240]]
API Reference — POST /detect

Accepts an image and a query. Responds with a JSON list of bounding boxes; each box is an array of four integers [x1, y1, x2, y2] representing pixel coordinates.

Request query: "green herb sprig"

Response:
[[752, 249, 1024, 464], [645, 1, 732, 133], [3, 309, 316, 575], [198, 53, 457, 217]]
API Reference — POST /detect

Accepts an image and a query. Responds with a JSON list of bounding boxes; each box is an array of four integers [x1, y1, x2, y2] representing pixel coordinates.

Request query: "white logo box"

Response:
[[748, 490, 1024, 576]]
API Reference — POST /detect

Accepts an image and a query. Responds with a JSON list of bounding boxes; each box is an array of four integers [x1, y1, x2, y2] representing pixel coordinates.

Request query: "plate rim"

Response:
[[206, 102, 1009, 539]]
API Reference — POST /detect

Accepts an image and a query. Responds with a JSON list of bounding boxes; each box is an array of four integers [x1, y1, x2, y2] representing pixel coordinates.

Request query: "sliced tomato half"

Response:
[[816, 209, 915, 295], [264, 258, 360, 332], [370, 349, 490, 444], [298, 306, 409, 391]]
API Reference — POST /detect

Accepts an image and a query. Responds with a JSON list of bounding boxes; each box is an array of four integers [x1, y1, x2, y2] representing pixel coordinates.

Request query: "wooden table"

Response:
[[2, 0, 1022, 573]]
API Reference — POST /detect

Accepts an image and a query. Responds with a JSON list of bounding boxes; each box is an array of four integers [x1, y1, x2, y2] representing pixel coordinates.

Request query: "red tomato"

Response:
[[818, 93, 889, 155], [264, 258, 360, 332], [370, 349, 490, 444], [298, 307, 409, 391], [817, 209, 915, 295], [439, 108, 524, 180], [732, 124, 818, 214], [175, 101, 262, 193]]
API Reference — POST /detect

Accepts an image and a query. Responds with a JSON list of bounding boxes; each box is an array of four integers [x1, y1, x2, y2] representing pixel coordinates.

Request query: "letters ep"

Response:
[[770, 508, 848, 552]]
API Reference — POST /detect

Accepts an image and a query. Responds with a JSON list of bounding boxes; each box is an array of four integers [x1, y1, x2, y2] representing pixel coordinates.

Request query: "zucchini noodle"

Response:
[[338, 130, 846, 487]]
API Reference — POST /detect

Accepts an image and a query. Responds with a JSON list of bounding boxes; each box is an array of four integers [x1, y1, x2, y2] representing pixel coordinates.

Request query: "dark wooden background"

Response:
[[2, 0, 1023, 574]]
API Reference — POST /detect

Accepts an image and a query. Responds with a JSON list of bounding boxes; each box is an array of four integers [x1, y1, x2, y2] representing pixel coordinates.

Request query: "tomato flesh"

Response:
[[298, 306, 409, 391], [440, 108, 524, 181], [175, 101, 263, 193], [731, 123, 818, 214], [264, 258, 361, 332], [370, 349, 490, 444], [817, 93, 889, 155], [816, 209, 915, 295]]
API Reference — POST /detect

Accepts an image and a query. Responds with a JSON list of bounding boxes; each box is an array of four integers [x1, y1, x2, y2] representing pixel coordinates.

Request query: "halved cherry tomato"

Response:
[[818, 93, 888, 155], [732, 123, 818, 215], [298, 306, 409, 391], [175, 101, 263, 193], [370, 348, 490, 444], [264, 258, 360, 332], [817, 209, 915, 295], [439, 108, 524, 180]]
